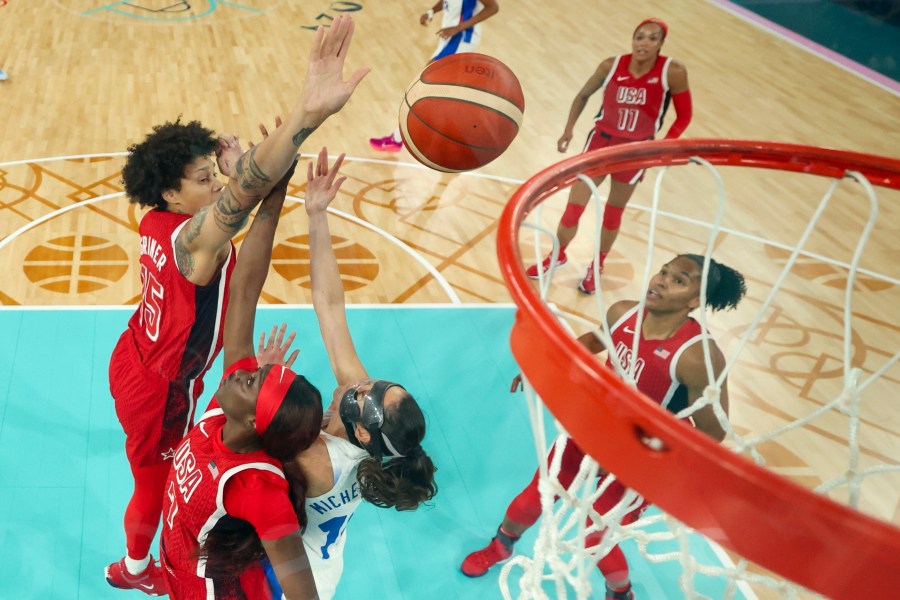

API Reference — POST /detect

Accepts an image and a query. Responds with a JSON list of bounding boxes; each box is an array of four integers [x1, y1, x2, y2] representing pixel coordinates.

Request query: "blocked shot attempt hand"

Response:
[[257, 323, 300, 368], [303, 148, 346, 217], [297, 14, 370, 127]]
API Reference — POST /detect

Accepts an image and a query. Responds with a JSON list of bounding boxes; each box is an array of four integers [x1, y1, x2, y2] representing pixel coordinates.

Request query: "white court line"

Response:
[[0, 190, 462, 304]]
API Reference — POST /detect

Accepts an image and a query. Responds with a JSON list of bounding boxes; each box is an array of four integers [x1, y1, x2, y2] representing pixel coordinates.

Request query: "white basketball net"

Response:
[[500, 157, 899, 600]]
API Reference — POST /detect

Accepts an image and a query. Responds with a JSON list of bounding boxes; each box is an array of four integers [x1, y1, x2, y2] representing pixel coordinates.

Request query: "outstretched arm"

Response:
[[222, 159, 298, 367], [305, 150, 368, 385], [557, 57, 613, 152], [176, 15, 369, 285]]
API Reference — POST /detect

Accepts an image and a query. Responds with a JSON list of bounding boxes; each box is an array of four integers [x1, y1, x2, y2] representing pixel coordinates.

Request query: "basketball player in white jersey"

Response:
[[369, 0, 500, 151]]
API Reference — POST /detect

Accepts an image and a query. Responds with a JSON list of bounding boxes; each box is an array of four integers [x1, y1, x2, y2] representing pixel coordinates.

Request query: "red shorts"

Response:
[[109, 331, 204, 468], [583, 127, 650, 184]]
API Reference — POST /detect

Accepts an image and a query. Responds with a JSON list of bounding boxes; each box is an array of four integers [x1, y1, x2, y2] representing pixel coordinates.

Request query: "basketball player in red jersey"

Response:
[[462, 254, 746, 600], [159, 151, 346, 600], [105, 16, 369, 595], [527, 18, 693, 294]]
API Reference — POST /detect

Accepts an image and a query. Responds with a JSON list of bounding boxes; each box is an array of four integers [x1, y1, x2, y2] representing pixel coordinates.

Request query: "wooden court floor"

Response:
[[1, 1, 898, 598]]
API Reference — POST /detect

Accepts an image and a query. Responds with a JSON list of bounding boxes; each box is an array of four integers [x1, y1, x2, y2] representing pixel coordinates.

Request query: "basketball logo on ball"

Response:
[[399, 53, 525, 173]]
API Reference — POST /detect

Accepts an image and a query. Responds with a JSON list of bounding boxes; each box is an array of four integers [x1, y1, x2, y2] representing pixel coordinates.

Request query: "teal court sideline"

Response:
[[0, 306, 747, 599]]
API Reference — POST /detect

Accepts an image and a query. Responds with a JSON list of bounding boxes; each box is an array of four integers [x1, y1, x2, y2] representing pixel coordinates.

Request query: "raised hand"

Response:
[[303, 148, 346, 217], [257, 323, 300, 368], [215, 133, 243, 177], [298, 15, 370, 125]]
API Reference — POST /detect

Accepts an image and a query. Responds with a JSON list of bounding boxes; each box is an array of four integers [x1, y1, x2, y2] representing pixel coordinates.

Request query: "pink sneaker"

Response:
[[578, 260, 602, 294], [369, 135, 403, 152], [525, 252, 567, 279], [105, 556, 168, 596], [460, 537, 513, 577]]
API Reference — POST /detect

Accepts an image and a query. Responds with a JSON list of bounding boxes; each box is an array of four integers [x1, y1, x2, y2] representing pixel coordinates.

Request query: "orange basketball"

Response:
[[399, 53, 525, 173]]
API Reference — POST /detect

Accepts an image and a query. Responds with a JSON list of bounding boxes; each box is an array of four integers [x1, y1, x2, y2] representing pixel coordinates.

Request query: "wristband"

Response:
[[426, 9, 434, 20]]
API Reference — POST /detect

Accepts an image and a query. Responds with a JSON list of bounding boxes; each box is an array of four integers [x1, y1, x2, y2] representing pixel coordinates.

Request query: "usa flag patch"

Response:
[[654, 347, 670, 359], [208, 461, 219, 479]]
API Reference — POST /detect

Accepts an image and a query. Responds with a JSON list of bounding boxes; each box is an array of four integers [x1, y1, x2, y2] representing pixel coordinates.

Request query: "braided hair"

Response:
[[680, 254, 747, 312]]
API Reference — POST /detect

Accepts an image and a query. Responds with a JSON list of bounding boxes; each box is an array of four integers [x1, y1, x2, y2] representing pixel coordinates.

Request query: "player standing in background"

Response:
[[462, 254, 746, 600], [527, 18, 693, 294], [105, 16, 369, 595], [369, 0, 500, 151]]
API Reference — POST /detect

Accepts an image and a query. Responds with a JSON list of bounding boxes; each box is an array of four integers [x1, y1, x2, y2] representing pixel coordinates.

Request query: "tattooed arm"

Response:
[[175, 14, 369, 285], [223, 159, 298, 367]]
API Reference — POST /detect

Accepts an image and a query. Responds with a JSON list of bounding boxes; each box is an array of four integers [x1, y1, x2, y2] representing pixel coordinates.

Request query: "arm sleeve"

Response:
[[224, 469, 300, 540], [664, 90, 692, 139]]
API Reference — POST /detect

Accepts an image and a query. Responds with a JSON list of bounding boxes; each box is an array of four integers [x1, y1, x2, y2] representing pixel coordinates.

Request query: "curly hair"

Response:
[[680, 254, 747, 312], [121, 118, 218, 209], [356, 391, 438, 511], [199, 375, 324, 579]]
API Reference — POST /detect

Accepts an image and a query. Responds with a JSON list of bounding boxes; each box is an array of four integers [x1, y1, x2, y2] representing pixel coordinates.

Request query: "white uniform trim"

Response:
[[195, 462, 287, 598]]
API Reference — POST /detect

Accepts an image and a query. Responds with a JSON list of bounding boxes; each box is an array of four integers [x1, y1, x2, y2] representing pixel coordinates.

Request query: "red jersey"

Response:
[[605, 304, 707, 415], [594, 54, 673, 140], [160, 412, 299, 599], [124, 209, 235, 383]]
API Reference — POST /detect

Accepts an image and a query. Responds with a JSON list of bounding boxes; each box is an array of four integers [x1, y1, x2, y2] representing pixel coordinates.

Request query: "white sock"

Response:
[[125, 554, 150, 575], [392, 128, 401, 142]]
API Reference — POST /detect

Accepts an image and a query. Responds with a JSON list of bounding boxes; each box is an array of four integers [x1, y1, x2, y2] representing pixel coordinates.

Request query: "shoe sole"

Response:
[[526, 262, 567, 280], [577, 285, 596, 295], [460, 555, 512, 578]]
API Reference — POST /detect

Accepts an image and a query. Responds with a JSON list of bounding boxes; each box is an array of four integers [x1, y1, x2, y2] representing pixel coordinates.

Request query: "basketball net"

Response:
[[496, 140, 900, 600]]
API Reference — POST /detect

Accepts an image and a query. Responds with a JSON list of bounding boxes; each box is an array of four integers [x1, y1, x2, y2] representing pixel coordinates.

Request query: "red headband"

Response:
[[255, 364, 297, 436], [635, 17, 668, 39]]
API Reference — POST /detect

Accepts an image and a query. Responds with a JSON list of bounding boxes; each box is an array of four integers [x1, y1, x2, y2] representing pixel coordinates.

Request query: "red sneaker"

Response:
[[369, 135, 403, 152], [525, 252, 567, 279], [578, 261, 602, 294], [105, 556, 168, 596], [461, 537, 513, 577], [606, 583, 635, 599]]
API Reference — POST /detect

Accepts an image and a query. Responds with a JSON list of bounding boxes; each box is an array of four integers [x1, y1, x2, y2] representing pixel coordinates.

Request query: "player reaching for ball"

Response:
[[104, 16, 368, 596], [461, 254, 746, 600], [528, 18, 692, 294], [369, 0, 500, 152]]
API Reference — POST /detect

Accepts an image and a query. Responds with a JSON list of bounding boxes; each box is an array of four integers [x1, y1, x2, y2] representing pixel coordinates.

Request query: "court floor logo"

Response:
[[51, 0, 282, 23]]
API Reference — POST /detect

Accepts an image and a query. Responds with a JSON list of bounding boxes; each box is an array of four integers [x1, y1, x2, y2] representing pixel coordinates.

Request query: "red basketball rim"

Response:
[[497, 138, 900, 600]]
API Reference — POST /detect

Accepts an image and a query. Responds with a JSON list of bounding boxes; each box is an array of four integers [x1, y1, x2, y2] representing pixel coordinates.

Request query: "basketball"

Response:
[[399, 53, 525, 173]]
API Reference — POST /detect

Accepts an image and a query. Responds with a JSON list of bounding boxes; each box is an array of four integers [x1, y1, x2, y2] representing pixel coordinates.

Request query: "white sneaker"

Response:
[[0, 70, 8, 81]]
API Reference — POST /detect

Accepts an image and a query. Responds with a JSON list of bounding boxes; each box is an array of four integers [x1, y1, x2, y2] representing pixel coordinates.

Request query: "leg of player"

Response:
[[578, 178, 637, 294], [105, 462, 170, 595], [525, 174, 609, 279]]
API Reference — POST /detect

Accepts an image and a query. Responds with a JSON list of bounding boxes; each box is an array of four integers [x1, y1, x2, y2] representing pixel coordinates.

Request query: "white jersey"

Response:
[[432, 0, 484, 60], [303, 433, 368, 600]]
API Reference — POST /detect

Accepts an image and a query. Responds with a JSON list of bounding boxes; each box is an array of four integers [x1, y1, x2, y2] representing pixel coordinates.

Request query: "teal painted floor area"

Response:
[[0, 307, 747, 599]]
